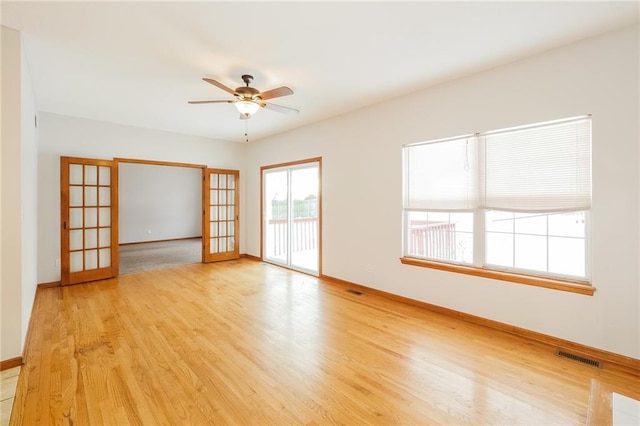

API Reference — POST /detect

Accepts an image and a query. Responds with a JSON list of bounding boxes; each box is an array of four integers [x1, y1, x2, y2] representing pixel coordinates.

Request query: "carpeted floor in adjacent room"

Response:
[[119, 238, 202, 274]]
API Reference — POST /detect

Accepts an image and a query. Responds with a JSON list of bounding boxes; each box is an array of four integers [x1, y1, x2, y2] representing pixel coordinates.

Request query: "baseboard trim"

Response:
[[38, 280, 61, 289], [240, 253, 262, 262], [320, 274, 640, 376], [1, 357, 23, 371]]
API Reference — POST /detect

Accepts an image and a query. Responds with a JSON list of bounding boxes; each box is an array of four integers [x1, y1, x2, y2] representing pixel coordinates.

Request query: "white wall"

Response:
[[37, 112, 246, 283], [1, 26, 38, 361], [20, 33, 38, 350], [1, 26, 23, 362], [245, 25, 640, 358], [119, 163, 202, 244]]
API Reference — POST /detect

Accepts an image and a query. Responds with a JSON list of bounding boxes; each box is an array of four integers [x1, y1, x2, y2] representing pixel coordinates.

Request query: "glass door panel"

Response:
[[263, 170, 288, 264], [290, 167, 319, 272], [61, 157, 118, 285]]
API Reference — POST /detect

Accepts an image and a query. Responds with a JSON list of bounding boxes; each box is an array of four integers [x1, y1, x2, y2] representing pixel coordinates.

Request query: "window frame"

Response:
[[401, 117, 594, 296], [399, 256, 594, 295]]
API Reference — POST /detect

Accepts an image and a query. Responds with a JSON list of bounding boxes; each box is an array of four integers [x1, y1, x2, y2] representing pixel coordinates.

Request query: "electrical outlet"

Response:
[[55, 258, 61, 267], [147, 229, 152, 235]]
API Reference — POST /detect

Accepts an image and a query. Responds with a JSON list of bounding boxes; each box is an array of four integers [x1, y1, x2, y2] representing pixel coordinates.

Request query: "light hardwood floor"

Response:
[[10, 259, 640, 424]]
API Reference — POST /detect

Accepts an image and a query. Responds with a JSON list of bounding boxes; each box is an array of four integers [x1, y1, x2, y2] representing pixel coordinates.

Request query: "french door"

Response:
[[60, 157, 119, 285], [262, 158, 321, 275], [203, 168, 240, 262], [61, 159, 240, 284]]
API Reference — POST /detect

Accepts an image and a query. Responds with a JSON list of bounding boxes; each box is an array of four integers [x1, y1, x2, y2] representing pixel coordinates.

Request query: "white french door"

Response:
[[262, 159, 321, 275]]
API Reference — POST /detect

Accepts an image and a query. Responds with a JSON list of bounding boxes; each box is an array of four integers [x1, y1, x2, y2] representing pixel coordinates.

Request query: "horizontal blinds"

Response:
[[404, 116, 591, 213], [404, 136, 478, 211], [482, 117, 591, 212]]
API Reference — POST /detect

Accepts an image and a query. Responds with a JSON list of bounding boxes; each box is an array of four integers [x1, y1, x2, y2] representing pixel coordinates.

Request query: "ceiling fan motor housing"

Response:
[[235, 86, 261, 101], [236, 74, 261, 101]]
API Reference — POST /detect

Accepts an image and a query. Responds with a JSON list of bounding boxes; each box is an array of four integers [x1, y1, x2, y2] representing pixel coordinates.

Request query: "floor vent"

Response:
[[346, 289, 363, 296], [556, 350, 602, 368]]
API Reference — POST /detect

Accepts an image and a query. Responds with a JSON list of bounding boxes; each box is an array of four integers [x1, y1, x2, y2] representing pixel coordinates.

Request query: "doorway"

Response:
[[261, 158, 321, 275], [118, 161, 203, 274], [60, 156, 240, 285]]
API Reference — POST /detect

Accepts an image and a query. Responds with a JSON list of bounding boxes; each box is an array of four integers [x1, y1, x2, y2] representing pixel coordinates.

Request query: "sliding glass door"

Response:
[[262, 159, 321, 275]]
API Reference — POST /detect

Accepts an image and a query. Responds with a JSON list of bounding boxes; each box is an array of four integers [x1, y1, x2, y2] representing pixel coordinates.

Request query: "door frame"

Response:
[[61, 156, 240, 285], [260, 157, 322, 276], [115, 158, 207, 263]]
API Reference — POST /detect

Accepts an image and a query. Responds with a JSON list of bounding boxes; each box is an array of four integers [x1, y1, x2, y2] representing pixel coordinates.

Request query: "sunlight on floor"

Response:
[[1, 366, 20, 426]]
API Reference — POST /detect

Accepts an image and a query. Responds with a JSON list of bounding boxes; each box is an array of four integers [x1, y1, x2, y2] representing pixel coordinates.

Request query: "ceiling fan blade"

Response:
[[203, 78, 237, 96], [263, 102, 299, 115], [188, 100, 233, 104], [259, 86, 293, 101]]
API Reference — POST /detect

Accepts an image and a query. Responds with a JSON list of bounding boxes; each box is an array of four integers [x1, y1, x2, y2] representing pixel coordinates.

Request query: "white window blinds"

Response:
[[404, 136, 478, 211], [404, 116, 591, 212], [481, 117, 591, 212]]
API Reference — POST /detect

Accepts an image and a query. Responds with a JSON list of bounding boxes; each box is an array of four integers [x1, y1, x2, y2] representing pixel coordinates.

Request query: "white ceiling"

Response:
[[2, 1, 638, 143]]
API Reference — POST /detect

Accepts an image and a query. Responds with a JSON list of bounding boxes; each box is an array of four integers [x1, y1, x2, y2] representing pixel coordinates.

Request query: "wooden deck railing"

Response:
[[268, 217, 318, 256], [267, 218, 453, 260], [407, 220, 456, 260]]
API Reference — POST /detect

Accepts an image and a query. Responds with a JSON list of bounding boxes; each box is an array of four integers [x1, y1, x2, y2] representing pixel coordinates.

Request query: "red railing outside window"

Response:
[[407, 220, 456, 261]]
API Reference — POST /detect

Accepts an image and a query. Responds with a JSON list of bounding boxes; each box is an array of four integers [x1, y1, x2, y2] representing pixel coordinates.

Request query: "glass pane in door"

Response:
[[290, 167, 319, 272], [264, 170, 288, 264]]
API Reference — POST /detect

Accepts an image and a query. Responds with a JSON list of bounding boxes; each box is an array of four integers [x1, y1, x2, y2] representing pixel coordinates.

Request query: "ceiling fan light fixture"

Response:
[[235, 100, 260, 116]]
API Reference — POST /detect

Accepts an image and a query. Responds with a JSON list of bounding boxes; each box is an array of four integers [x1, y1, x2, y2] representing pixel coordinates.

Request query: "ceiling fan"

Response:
[[189, 74, 299, 119]]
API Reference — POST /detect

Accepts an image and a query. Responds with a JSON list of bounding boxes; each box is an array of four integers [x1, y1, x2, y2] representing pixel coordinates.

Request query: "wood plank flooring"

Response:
[[10, 259, 640, 425]]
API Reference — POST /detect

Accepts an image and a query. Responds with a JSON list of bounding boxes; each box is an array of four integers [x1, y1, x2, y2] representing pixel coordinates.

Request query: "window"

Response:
[[402, 116, 591, 291]]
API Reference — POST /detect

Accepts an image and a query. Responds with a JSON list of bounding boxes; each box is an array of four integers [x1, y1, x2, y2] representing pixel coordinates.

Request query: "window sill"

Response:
[[400, 257, 595, 296]]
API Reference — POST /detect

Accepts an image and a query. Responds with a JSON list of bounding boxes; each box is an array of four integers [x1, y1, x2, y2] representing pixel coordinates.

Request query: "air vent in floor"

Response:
[[556, 350, 602, 368], [346, 289, 363, 296]]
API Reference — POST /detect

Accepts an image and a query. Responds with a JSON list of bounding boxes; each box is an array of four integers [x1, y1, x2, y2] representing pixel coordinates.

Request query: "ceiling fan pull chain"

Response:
[[245, 120, 249, 143]]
